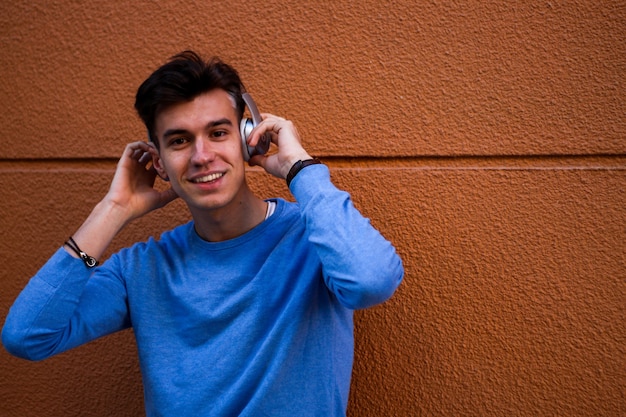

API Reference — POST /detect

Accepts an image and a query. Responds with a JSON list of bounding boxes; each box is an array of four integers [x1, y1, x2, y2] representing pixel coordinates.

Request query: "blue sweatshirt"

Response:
[[3, 164, 404, 416]]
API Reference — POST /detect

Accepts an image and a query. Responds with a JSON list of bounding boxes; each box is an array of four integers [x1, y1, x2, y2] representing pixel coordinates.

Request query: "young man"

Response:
[[3, 51, 403, 416]]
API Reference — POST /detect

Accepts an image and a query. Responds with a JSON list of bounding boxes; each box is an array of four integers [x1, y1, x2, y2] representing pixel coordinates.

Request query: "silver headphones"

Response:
[[240, 93, 271, 161]]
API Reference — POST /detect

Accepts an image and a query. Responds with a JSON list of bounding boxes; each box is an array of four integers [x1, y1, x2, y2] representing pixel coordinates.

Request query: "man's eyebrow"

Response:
[[162, 118, 233, 138], [207, 118, 234, 129], [162, 128, 189, 139]]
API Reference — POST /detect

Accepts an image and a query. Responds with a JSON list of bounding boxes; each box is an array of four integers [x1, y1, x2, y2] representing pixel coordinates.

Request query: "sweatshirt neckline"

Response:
[[187, 198, 284, 250]]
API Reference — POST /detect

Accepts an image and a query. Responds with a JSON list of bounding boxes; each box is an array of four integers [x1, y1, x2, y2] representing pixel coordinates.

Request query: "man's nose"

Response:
[[191, 138, 216, 165]]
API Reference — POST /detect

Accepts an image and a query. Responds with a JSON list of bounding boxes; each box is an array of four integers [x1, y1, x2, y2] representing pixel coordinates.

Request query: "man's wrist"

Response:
[[95, 198, 136, 229], [286, 158, 322, 187]]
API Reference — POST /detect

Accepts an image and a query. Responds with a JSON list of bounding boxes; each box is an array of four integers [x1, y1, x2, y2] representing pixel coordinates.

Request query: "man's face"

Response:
[[152, 89, 246, 214]]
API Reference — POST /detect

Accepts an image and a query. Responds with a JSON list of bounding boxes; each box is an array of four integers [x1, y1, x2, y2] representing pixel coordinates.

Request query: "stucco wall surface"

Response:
[[1, 1, 624, 416]]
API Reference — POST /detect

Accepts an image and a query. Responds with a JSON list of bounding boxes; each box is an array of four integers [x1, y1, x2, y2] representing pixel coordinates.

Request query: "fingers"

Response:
[[124, 140, 151, 155], [249, 115, 289, 145], [138, 150, 152, 165], [248, 115, 305, 156], [245, 114, 312, 178], [123, 141, 159, 171]]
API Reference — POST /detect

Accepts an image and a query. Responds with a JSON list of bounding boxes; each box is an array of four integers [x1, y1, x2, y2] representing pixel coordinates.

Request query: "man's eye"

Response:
[[212, 130, 227, 138], [171, 137, 187, 146]]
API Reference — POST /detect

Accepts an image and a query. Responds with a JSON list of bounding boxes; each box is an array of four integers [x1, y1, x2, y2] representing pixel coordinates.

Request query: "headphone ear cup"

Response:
[[240, 118, 253, 161], [240, 93, 271, 162]]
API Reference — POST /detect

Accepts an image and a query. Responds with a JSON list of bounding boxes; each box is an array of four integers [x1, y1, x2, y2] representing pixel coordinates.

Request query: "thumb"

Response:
[[158, 188, 179, 208], [248, 154, 266, 169]]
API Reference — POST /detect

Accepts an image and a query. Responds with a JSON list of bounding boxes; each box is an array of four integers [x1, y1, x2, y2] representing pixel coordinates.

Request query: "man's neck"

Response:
[[190, 191, 268, 242]]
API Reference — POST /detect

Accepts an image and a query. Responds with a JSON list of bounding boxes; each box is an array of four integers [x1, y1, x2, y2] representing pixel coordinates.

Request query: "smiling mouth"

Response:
[[191, 173, 224, 183]]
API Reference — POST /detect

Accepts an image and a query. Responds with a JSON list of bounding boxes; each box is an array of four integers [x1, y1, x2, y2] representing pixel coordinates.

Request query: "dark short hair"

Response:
[[134, 50, 246, 147]]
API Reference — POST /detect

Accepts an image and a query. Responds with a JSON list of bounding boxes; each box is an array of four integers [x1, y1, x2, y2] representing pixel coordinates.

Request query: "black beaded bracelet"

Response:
[[65, 237, 99, 268], [286, 158, 322, 187]]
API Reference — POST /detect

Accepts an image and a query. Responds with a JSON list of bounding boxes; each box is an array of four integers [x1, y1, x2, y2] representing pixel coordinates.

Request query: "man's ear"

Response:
[[151, 150, 169, 181]]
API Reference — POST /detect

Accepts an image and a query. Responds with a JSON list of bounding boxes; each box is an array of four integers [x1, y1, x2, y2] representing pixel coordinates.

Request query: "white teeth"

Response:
[[192, 173, 223, 183]]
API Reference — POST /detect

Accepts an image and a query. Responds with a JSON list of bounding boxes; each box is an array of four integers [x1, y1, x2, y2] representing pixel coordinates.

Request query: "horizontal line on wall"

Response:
[[0, 159, 118, 173], [322, 154, 626, 171], [0, 154, 625, 173]]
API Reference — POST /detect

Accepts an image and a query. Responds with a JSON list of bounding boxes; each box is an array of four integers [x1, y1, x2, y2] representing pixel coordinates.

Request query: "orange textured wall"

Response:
[[1, 1, 624, 416]]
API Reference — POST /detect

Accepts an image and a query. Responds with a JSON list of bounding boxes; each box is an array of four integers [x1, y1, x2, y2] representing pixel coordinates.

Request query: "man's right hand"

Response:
[[104, 141, 178, 224], [64, 142, 178, 263]]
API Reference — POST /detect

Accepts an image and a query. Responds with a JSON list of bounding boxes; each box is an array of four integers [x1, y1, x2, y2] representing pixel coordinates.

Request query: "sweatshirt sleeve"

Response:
[[289, 163, 404, 310], [2, 248, 130, 361]]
